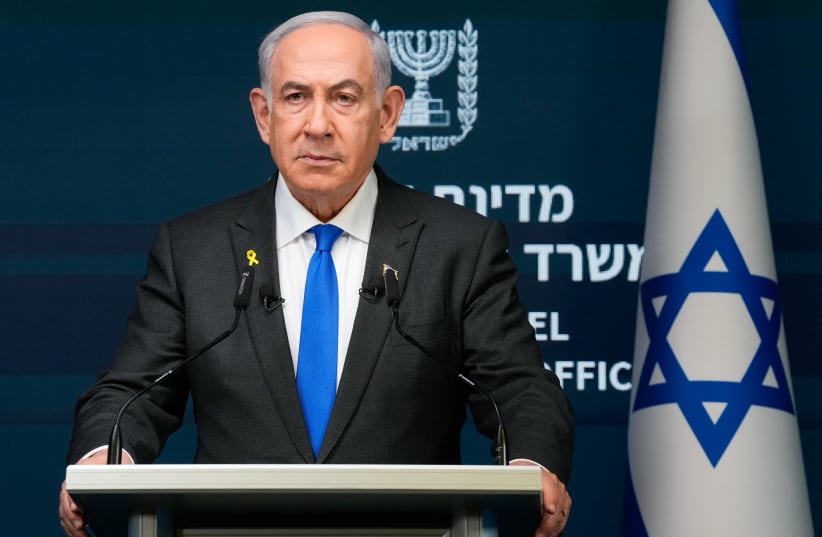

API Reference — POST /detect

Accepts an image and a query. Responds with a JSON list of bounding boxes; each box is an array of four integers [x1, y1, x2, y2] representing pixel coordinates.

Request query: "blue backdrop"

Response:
[[1, 1, 819, 535]]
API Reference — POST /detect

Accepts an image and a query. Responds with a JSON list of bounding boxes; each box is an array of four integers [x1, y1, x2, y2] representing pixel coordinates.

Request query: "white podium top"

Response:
[[66, 463, 542, 495], [66, 464, 542, 536]]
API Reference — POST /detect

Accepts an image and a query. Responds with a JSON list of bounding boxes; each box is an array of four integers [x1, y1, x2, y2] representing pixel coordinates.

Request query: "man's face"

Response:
[[251, 24, 401, 220]]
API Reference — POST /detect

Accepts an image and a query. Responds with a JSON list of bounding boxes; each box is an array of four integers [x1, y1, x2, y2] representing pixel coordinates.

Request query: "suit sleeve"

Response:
[[461, 219, 574, 484], [66, 223, 190, 464]]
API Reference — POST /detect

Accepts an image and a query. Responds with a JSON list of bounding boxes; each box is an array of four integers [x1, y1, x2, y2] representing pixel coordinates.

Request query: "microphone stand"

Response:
[[107, 266, 255, 464], [383, 264, 508, 466]]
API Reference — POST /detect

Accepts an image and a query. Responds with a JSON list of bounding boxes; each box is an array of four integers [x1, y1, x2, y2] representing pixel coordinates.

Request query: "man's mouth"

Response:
[[300, 153, 339, 166]]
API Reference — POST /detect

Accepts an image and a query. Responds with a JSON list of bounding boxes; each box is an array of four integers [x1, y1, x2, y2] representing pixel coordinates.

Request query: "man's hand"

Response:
[[58, 449, 133, 536], [510, 460, 572, 537]]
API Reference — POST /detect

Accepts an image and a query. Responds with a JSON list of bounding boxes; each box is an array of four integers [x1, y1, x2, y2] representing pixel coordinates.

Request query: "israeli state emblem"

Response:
[[372, 19, 478, 152]]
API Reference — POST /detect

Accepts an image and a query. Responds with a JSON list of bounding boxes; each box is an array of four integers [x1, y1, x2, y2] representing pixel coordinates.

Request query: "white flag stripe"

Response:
[[643, 0, 771, 278]]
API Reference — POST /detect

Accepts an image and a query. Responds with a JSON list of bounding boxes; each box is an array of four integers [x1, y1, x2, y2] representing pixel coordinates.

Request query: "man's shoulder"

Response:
[[166, 180, 273, 231], [376, 168, 491, 226]]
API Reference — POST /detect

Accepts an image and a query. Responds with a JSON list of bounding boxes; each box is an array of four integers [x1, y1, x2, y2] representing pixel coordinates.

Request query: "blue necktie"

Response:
[[297, 224, 343, 457]]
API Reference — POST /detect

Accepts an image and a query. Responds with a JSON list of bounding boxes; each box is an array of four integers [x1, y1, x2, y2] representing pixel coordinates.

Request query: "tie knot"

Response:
[[311, 224, 343, 253]]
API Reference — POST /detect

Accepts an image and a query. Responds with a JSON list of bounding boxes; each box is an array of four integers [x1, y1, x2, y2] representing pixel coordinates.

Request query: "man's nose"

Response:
[[304, 101, 332, 137]]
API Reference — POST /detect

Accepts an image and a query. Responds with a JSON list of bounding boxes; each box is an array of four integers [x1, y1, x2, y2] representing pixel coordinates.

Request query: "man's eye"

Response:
[[285, 93, 304, 102], [336, 93, 356, 104]]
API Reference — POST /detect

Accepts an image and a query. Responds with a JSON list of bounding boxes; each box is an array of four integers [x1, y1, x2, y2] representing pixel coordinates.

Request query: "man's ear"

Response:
[[249, 88, 272, 145], [378, 85, 406, 143]]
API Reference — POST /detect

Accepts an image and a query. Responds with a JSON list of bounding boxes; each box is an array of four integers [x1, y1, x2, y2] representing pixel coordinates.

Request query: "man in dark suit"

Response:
[[59, 11, 573, 537]]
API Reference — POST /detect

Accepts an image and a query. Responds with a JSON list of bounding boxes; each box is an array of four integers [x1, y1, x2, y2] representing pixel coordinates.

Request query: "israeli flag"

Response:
[[622, 1, 814, 535]]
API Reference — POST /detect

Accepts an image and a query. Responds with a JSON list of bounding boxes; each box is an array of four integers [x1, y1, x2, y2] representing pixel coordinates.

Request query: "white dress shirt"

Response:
[[275, 169, 377, 387]]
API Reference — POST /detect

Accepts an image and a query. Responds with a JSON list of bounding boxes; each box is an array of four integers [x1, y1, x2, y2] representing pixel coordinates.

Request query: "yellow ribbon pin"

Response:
[[246, 249, 259, 267]]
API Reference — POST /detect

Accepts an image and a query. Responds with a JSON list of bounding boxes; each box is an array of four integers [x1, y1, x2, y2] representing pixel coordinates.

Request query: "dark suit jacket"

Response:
[[68, 166, 574, 484]]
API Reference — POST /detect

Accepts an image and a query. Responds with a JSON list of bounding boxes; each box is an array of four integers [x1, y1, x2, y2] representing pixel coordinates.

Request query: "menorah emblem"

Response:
[[372, 19, 478, 152], [384, 29, 457, 127]]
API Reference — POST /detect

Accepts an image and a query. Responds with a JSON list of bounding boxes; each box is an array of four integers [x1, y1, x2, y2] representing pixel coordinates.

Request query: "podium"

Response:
[[65, 464, 542, 537]]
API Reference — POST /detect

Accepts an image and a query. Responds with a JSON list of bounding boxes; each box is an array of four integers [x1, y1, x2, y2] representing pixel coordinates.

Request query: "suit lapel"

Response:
[[318, 170, 422, 461], [229, 179, 315, 462]]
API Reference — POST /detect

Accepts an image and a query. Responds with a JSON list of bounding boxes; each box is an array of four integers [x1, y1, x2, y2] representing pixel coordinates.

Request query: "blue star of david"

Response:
[[633, 209, 795, 467]]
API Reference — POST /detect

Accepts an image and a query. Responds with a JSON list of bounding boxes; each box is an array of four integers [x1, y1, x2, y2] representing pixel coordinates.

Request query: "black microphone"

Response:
[[259, 283, 285, 312], [383, 264, 400, 308], [106, 266, 255, 465], [234, 267, 255, 310], [381, 264, 509, 466]]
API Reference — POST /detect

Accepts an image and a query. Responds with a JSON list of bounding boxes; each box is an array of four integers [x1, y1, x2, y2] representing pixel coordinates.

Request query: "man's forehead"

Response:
[[270, 24, 373, 86], [275, 23, 371, 61]]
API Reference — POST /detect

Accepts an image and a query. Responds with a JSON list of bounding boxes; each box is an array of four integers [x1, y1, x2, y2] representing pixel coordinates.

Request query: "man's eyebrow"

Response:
[[276, 79, 365, 96], [328, 79, 365, 95], [278, 81, 310, 95]]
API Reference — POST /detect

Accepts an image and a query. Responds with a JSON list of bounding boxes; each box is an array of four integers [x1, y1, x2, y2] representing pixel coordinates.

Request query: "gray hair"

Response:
[[258, 11, 392, 103]]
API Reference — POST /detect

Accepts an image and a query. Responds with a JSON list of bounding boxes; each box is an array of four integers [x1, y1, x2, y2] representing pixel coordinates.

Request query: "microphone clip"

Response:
[[359, 272, 385, 303], [358, 286, 382, 302], [259, 284, 284, 312], [262, 295, 284, 312]]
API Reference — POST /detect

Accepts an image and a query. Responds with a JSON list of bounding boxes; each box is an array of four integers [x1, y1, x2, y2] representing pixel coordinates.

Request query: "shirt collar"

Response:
[[275, 169, 378, 248]]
